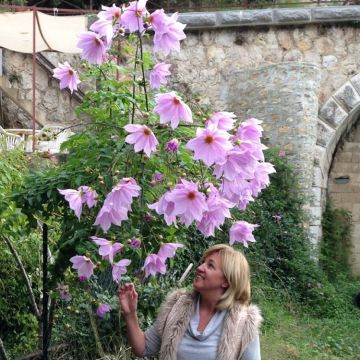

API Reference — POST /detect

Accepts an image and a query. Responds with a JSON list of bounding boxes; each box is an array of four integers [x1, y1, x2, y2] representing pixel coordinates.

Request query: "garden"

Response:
[[1, 2, 360, 359]]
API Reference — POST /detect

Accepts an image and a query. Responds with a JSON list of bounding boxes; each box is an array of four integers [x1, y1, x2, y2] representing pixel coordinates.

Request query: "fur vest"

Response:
[[155, 290, 262, 360]]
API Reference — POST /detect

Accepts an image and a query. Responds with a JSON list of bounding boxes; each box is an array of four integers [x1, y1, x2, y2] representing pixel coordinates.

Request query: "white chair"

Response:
[[0, 125, 23, 150]]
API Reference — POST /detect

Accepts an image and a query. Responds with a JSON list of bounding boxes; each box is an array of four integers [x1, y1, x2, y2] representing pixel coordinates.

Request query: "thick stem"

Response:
[[138, 32, 149, 113], [0, 338, 10, 360], [87, 305, 105, 357], [1, 236, 41, 320], [131, 41, 140, 124]]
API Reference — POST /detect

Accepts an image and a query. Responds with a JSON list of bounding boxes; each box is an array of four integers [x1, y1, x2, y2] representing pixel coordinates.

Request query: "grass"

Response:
[[260, 294, 360, 360]]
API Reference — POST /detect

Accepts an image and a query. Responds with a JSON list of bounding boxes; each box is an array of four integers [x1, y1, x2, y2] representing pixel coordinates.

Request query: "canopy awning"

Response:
[[0, 11, 87, 53]]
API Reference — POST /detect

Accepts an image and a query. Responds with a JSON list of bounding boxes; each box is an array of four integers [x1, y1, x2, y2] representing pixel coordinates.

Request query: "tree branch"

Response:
[[1, 236, 41, 320], [0, 337, 10, 360]]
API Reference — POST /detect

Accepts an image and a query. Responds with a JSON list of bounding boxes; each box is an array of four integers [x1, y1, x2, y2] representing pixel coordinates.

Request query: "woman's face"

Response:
[[193, 251, 228, 293]]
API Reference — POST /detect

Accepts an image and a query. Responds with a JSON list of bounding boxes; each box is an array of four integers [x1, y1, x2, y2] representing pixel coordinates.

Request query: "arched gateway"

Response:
[[313, 74, 360, 277]]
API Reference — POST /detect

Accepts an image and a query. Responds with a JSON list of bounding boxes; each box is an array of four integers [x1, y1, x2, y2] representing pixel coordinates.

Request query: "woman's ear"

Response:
[[221, 281, 229, 289]]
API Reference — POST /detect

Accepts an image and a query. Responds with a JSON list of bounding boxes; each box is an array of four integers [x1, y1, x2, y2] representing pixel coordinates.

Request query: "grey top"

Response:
[[143, 299, 261, 360]]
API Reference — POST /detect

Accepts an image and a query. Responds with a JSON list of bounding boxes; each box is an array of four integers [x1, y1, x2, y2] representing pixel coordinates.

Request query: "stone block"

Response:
[[343, 142, 360, 152], [319, 98, 348, 129], [316, 119, 335, 147], [308, 225, 321, 251], [352, 204, 360, 222], [309, 206, 322, 226], [335, 152, 352, 163], [312, 6, 360, 21], [240, 10, 273, 25], [334, 83, 360, 113], [217, 11, 242, 26], [274, 9, 311, 24], [351, 73, 360, 95], [312, 166, 324, 188], [322, 55, 337, 68], [178, 13, 217, 28], [311, 186, 322, 204]]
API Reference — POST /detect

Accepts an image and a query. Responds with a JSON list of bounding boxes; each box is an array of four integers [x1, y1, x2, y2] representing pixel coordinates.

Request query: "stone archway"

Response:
[[311, 73, 360, 277]]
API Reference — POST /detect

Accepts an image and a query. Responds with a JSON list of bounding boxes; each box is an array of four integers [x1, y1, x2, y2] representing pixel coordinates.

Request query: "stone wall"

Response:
[[1, 49, 81, 128], [222, 62, 320, 197], [167, 22, 360, 110]]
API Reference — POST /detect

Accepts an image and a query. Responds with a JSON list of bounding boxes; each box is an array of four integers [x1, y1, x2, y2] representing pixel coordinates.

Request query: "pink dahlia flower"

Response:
[[98, 4, 122, 22], [158, 242, 183, 260], [148, 192, 177, 226], [58, 188, 82, 219], [79, 186, 98, 208], [197, 186, 234, 237], [90, 18, 114, 45], [166, 179, 208, 226], [104, 177, 141, 212], [120, 0, 148, 33], [53, 62, 80, 94], [233, 139, 266, 163], [57, 283, 71, 301], [249, 162, 276, 197], [229, 221, 258, 247], [96, 303, 111, 318], [149, 9, 168, 32], [91, 236, 123, 264], [112, 258, 131, 283], [70, 255, 95, 280], [220, 176, 254, 210], [128, 238, 142, 249], [207, 112, 236, 131], [186, 126, 232, 167], [149, 62, 171, 90], [154, 92, 192, 129], [94, 204, 128, 232], [151, 172, 164, 185], [214, 149, 257, 181], [236, 118, 263, 143], [58, 186, 97, 219], [165, 138, 179, 153], [153, 12, 186, 56], [124, 124, 158, 157], [143, 254, 166, 278], [77, 31, 107, 65]]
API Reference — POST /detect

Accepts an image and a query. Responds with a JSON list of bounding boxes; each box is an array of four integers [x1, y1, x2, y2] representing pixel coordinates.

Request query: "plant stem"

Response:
[[1, 236, 41, 320], [87, 305, 105, 357], [131, 41, 140, 124], [138, 31, 149, 113]]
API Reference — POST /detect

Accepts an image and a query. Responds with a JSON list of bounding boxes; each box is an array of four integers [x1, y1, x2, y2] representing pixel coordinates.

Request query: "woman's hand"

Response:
[[118, 282, 138, 316]]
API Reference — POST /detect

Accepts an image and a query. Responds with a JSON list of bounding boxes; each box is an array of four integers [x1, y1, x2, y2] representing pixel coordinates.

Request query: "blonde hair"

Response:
[[202, 244, 251, 310]]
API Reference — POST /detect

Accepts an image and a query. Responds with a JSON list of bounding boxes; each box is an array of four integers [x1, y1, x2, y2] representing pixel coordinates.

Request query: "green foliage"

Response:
[[237, 149, 325, 303], [0, 150, 42, 356], [320, 199, 352, 278]]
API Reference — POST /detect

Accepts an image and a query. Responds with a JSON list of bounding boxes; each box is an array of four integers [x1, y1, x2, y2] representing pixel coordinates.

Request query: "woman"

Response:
[[118, 244, 262, 359]]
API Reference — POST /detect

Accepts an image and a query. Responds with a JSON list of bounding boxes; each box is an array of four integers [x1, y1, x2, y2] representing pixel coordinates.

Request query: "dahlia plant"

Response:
[[36, 0, 275, 316]]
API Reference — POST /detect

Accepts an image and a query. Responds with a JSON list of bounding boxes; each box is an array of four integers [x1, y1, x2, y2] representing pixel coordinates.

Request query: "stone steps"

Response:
[[0, 76, 47, 126]]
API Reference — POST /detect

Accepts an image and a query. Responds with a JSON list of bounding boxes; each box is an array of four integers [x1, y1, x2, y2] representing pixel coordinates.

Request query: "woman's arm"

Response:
[[118, 283, 145, 357]]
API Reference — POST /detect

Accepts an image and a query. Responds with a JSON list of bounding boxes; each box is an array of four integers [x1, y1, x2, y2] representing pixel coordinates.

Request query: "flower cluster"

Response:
[[55, 1, 275, 284]]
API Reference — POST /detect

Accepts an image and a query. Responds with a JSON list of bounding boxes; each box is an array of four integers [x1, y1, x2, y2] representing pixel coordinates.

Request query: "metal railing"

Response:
[[1, 0, 359, 15]]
